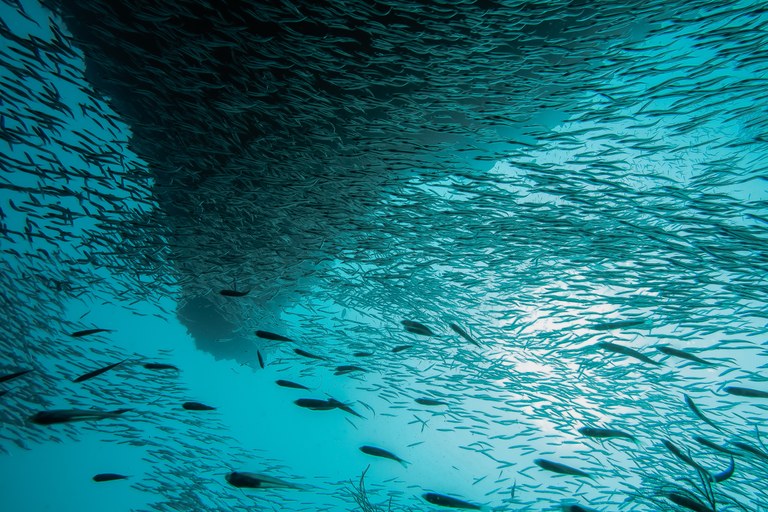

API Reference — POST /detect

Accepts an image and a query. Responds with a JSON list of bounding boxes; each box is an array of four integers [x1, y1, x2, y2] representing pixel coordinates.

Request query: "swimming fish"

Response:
[[73, 359, 126, 383], [713, 456, 735, 483], [415, 397, 448, 407], [656, 346, 715, 366], [562, 505, 600, 512], [255, 330, 293, 342], [353, 351, 373, 357], [143, 363, 178, 371], [294, 398, 362, 418], [0, 368, 33, 383], [693, 436, 739, 456], [219, 289, 249, 297], [423, 492, 482, 509], [334, 365, 365, 376], [534, 459, 591, 478], [577, 426, 636, 442], [665, 492, 715, 512], [225, 471, 301, 489], [359, 445, 408, 466], [391, 344, 413, 353], [275, 379, 309, 390], [588, 318, 645, 331], [29, 408, 132, 425], [449, 322, 480, 347], [257, 350, 265, 369], [294, 348, 326, 360], [683, 394, 722, 431], [92, 473, 128, 482], [723, 386, 768, 398], [182, 401, 215, 411], [595, 341, 661, 366], [69, 328, 113, 337], [401, 320, 434, 336]]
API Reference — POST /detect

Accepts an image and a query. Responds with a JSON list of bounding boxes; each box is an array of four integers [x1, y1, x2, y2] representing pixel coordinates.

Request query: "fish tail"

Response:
[[112, 408, 133, 415]]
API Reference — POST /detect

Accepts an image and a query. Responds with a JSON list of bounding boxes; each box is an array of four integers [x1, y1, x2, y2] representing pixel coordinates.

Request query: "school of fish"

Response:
[[1, 0, 767, 510]]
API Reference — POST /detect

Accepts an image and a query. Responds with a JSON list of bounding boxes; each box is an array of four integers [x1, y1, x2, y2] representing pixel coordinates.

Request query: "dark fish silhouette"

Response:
[[423, 492, 481, 509], [578, 426, 636, 442], [275, 379, 309, 390], [360, 445, 408, 466], [656, 346, 715, 365], [69, 328, 113, 337], [294, 398, 362, 417], [92, 473, 128, 482], [534, 459, 591, 478], [401, 320, 434, 336], [0, 369, 33, 383], [683, 394, 722, 431], [30, 408, 132, 425], [294, 348, 326, 360], [143, 363, 178, 371], [391, 344, 413, 353], [226, 471, 300, 489], [335, 365, 365, 376], [219, 289, 249, 297], [73, 359, 126, 383], [257, 350, 265, 369], [693, 436, 738, 456], [665, 492, 715, 512], [449, 323, 480, 347], [353, 352, 373, 357], [596, 341, 661, 366], [255, 330, 293, 342], [183, 401, 215, 411], [563, 505, 600, 512], [724, 386, 768, 398], [415, 398, 448, 406]]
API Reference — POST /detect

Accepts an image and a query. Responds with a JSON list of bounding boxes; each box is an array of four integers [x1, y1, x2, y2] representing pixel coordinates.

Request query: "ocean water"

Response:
[[1, 0, 766, 511]]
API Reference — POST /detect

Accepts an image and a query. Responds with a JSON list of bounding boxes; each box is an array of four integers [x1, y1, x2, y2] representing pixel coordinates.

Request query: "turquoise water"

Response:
[[1, 0, 767, 511]]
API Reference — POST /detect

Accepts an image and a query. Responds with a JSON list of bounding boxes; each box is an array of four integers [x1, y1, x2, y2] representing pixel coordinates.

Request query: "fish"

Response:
[[562, 505, 600, 512], [353, 352, 373, 357], [73, 359, 126, 383], [334, 365, 365, 376], [225, 471, 300, 490], [415, 397, 448, 407], [255, 330, 293, 342], [0, 368, 33, 383], [732, 441, 768, 462], [693, 436, 739, 456], [294, 348, 326, 360], [534, 459, 591, 478], [391, 344, 413, 353], [723, 386, 768, 398], [449, 322, 480, 347], [92, 473, 128, 482], [69, 328, 113, 337], [275, 379, 309, 390], [588, 318, 645, 330], [577, 426, 636, 442], [257, 350, 265, 369], [656, 346, 715, 365], [29, 408, 132, 425], [294, 398, 362, 418], [683, 394, 722, 431], [665, 492, 715, 512], [143, 363, 178, 371], [182, 401, 216, 411], [713, 456, 735, 483], [359, 445, 408, 466], [423, 492, 482, 509], [662, 439, 705, 472], [595, 341, 662, 366], [401, 320, 435, 336], [219, 289, 249, 297]]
